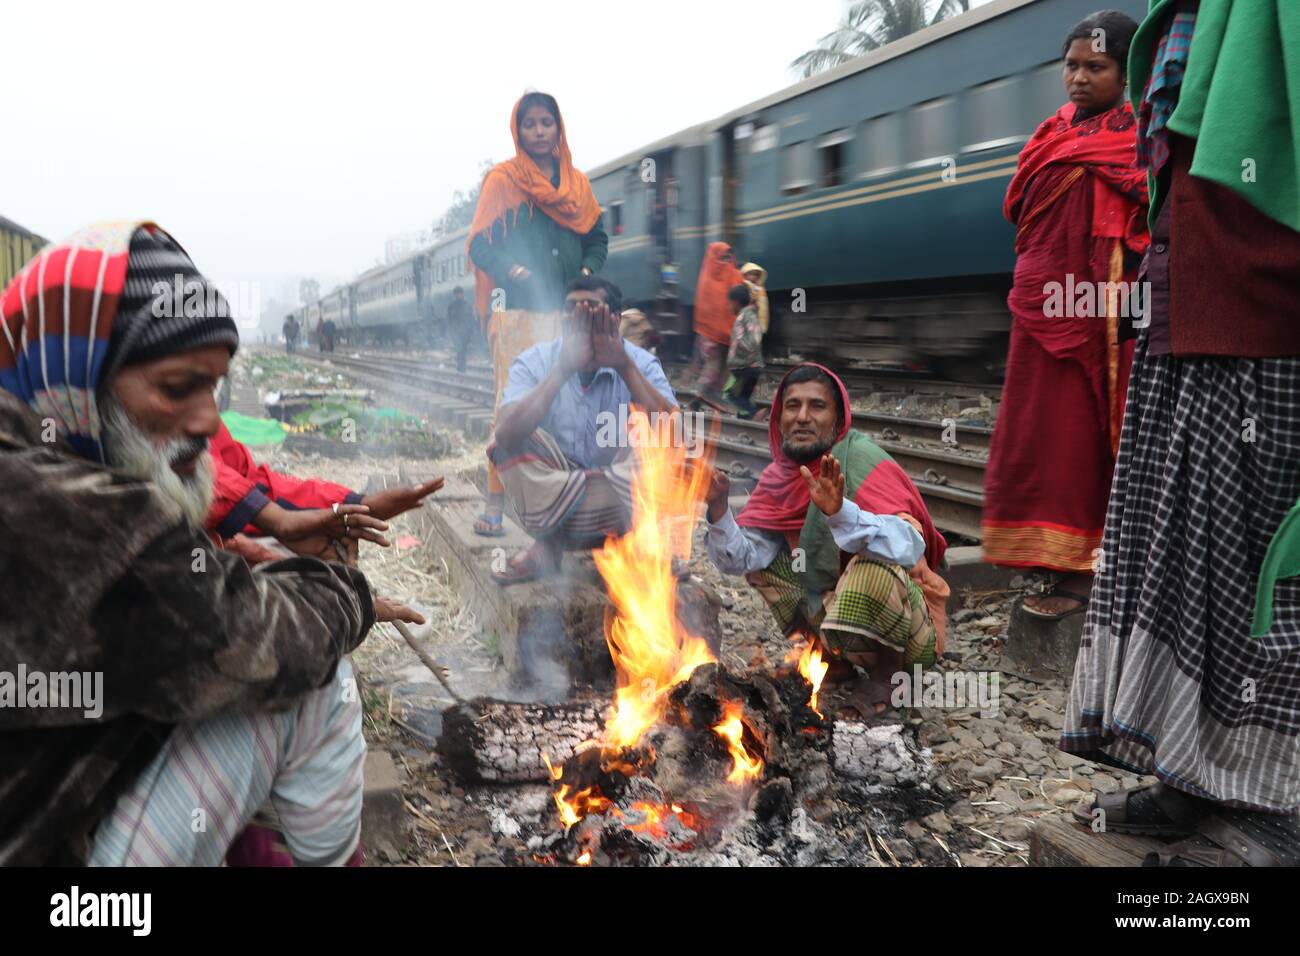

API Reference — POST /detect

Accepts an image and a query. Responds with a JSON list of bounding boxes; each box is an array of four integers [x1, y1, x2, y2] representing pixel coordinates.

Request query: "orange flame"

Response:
[[786, 634, 829, 717], [593, 408, 716, 751], [576, 850, 592, 866], [799, 641, 829, 716], [712, 700, 764, 784]]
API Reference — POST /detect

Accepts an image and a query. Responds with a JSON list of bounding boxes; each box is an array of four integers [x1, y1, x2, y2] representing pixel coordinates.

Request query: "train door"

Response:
[[648, 150, 675, 268], [720, 122, 739, 249]]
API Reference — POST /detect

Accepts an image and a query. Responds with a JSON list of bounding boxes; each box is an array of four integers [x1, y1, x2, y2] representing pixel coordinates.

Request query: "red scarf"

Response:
[[1004, 102, 1149, 253], [737, 364, 945, 570]]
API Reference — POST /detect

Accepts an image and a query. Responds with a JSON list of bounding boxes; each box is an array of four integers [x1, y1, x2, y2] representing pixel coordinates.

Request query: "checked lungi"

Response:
[[1062, 339, 1300, 812], [747, 551, 937, 669], [490, 427, 635, 549]]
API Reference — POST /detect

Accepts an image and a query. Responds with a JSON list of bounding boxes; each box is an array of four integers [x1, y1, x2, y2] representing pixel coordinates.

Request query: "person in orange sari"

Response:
[[690, 242, 742, 401], [981, 11, 1149, 618], [467, 91, 607, 536]]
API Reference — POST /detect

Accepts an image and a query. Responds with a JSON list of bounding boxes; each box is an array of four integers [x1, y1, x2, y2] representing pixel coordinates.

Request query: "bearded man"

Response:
[[0, 221, 420, 866], [703, 364, 950, 712]]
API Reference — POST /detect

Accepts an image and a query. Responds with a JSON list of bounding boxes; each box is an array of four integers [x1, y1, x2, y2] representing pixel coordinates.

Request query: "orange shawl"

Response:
[[693, 242, 743, 345], [466, 94, 603, 319]]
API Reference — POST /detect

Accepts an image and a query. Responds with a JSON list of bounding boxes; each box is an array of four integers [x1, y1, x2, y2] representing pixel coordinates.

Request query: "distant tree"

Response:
[[790, 0, 970, 78], [433, 159, 495, 238]]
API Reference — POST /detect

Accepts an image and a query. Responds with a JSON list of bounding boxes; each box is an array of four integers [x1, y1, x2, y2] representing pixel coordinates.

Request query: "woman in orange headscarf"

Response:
[[467, 92, 607, 536], [691, 242, 742, 400]]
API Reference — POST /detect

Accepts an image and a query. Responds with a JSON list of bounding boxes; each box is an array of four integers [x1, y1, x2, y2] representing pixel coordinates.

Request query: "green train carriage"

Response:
[[587, 0, 1146, 378]]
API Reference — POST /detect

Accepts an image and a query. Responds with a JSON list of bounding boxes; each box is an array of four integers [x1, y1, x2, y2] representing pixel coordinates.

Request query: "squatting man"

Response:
[[487, 275, 678, 584], [702, 363, 952, 715]]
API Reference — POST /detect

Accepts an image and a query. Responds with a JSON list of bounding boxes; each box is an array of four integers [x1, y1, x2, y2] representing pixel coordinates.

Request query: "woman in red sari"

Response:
[[982, 10, 1149, 618]]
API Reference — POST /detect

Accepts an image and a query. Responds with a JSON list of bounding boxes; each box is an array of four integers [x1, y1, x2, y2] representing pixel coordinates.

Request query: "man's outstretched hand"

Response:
[[268, 502, 390, 546], [704, 465, 731, 523], [362, 477, 445, 521], [800, 454, 845, 516], [374, 596, 426, 625]]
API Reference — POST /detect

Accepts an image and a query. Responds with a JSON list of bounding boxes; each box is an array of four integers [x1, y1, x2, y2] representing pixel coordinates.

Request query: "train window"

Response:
[[751, 124, 778, 153], [780, 141, 814, 194], [905, 96, 957, 166], [1026, 61, 1068, 128], [962, 76, 1027, 152], [609, 201, 624, 236], [860, 113, 903, 177], [817, 129, 852, 188]]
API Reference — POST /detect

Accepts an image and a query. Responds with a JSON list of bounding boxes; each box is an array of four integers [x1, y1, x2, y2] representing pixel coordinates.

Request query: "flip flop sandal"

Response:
[[473, 513, 507, 538], [1143, 812, 1296, 867], [1020, 588, 1090, 621], [1071, 781, 1210, 837]]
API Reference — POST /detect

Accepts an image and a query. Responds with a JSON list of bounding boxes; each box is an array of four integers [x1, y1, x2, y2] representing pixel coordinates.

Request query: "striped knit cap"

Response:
[[0, 221, 239, 461], [103, 226, 240, 378]]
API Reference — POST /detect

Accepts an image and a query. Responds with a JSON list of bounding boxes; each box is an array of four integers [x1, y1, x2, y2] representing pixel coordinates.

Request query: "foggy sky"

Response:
[[6, 0, 990, 325]]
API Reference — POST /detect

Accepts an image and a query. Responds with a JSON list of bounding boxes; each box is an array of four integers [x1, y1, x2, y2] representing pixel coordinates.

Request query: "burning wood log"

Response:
[[437, 698, 606, 784], [831, 720, 931, 787]]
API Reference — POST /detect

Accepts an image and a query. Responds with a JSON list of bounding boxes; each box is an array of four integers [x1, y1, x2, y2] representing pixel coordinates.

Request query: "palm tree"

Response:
[[791, 0, 971, 78]]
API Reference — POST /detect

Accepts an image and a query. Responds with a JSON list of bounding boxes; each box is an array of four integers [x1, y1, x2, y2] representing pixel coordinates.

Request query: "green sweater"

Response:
[[468, 170, 608, 313], [1129, 0, 1300, 231]]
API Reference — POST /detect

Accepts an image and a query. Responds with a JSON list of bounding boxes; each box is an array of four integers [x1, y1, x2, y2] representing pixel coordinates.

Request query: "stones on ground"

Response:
[[1090, 774, 1121, 794], [1000, 820, 1032, 842], [947, 799, 976, 824], [969, 758, 1004, 784], [1050, 786, 1087, 807], [922, 811, 954, 835], [887, 838, 916, 863]]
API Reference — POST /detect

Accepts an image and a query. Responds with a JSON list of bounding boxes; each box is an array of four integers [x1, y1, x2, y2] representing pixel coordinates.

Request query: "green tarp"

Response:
[[221, 410, 288, 447]]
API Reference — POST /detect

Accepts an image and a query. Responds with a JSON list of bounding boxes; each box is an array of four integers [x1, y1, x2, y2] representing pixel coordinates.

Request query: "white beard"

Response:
[[99, 395, 215, 529]]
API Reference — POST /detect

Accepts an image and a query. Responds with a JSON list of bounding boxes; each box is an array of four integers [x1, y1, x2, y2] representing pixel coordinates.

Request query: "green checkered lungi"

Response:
[[747, 552, 936, 668]]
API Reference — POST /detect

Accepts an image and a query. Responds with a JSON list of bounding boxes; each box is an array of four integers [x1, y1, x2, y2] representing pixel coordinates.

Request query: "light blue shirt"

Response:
[[706, 502, 925, 576], [499, 338, 678, 469]]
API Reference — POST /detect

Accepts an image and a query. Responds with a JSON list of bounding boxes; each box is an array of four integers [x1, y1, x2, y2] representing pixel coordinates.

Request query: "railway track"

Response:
[[278, 347, 988, 540]]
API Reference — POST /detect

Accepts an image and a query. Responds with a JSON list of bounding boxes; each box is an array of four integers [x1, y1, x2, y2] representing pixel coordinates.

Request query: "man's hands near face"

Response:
[[588, 302, 627, 370], [559, 309, 596, 375], [800, 454, 846, 517], [559, 300, 625, 374]]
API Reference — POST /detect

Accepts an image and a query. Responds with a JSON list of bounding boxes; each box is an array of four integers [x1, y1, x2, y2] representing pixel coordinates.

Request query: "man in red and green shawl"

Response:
[[703, 364, 950, 709]]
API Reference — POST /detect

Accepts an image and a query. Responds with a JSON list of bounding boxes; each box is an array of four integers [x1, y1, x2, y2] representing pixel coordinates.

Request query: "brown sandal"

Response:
[[1143, 812, 1295, 867], [1071, 781, 1211, 837]]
